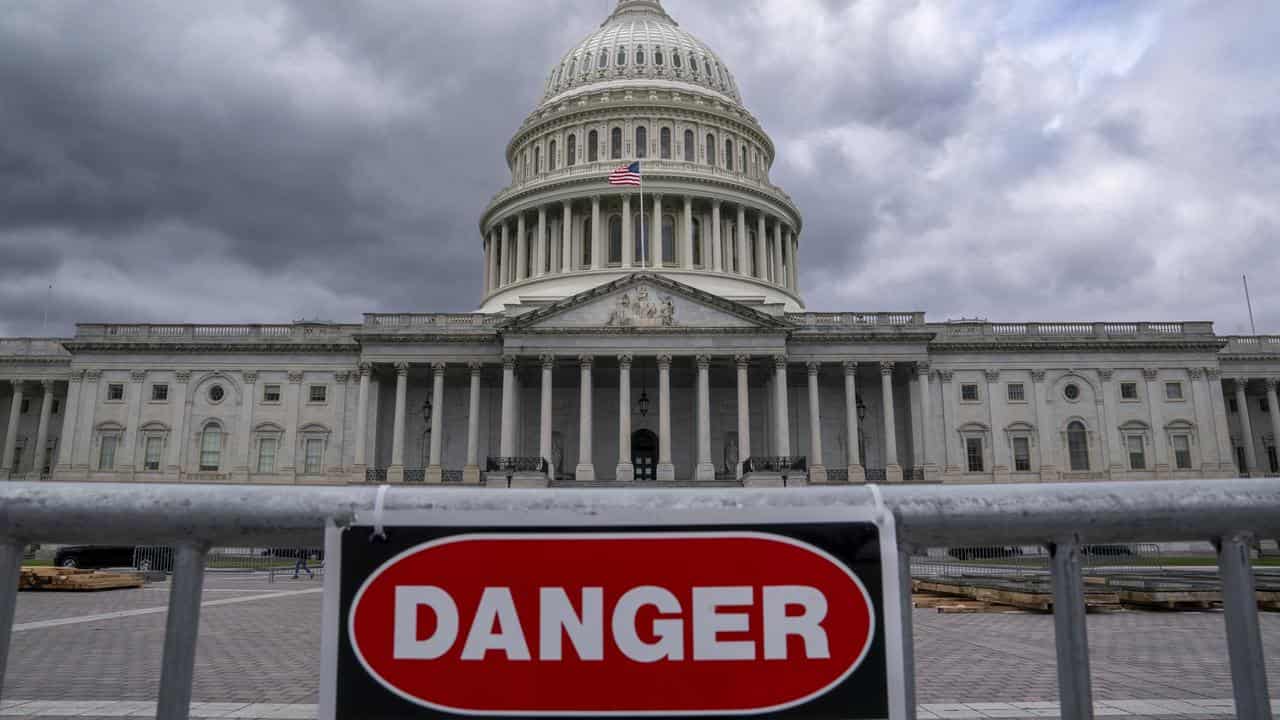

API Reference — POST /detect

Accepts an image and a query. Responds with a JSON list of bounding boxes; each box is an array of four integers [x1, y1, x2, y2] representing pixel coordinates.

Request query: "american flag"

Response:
[[608, 161, 641, 186]]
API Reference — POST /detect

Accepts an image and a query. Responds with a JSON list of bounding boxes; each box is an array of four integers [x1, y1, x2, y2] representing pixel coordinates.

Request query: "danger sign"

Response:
[[322, 514, 904, 720]]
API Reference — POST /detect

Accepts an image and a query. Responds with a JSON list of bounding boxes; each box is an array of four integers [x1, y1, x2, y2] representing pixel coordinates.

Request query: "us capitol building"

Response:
[[4, 0, 1280, 487]]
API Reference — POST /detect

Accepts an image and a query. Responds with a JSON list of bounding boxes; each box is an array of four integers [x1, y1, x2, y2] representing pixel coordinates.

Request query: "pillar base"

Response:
[[807, 465, 827, 484], [575, 464, 596, 482], [695, 462, 716, 482], [992, 465, 1011, 484], [1038, 465, 1059, 483], [742, 472, 784, 488], [1152, 463, 1171, 480], [615, 463, 634, 483], [656, 463, 675, 482], [386, 465, 404, 484], [885, 464, 903, 484], [484, 473, 510, 488], [511, 473, 550, 489], [426, 466, 444, 484], [923, 463, 941, 483], [847, 464, 866, 484], [462, 465, 482, 485], [784, 472, 809, 488]]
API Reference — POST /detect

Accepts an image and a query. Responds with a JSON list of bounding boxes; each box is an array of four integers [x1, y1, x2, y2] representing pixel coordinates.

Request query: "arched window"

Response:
[[581, 219, 593, 266], [1068, 421, 1090, 471], [689, 53, 698, 74], [633, 214, 648, 263], [661, 214, 675, 264], [569, 57, 577, 76], [705, 133, 715, 166], [683, 129, 695, 161], [672, 51, 682, 69], [548, 140, 557, 171], [691, 218, 703, 266], [617, 47, 627, 66], [635, 46, 645, 66], [741, 146, 747, 174], [567, 134, 577, 166], [635, 126, 647, 159], [611, 127, 623, 160], [729, 224, 739, 271], [608, 215, 623, 264], [660, 128, 671, 159], [199, 424, 222, 472], [725, 139, 734, 171], [588, 130, 598, 162], [749, 229, 758, 272], [599, 49, 609, 69], [703, 57, 712, 77], [655, 48, 664, 66], [534, 146, 541, 174]]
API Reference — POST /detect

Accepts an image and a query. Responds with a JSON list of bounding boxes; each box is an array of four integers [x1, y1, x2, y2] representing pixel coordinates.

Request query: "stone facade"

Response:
[[4, 0, 1279, 487]]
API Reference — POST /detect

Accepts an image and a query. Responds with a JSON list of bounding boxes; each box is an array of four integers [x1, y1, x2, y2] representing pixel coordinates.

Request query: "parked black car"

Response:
[[946, 546, 1025, 561], [53, 545, 174, 571], [1081, 544, 1136, 558]]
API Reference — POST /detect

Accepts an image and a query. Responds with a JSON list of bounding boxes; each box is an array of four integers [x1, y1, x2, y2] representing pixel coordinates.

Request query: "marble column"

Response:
[[353, 364, 371, 471], [986, 370, 1009, 482], [736, 205, 748, 274], [121, 370, 146, 473], [681, 196, 694, 268], [234, 372, 257, 480], [1266, 379, 1280, 473], [538, 355, 554, 479], [806, 362, 827, 483], [695, 355, 715, 481], [576, 355, 595, 482], [781, 230, 794, 290], [938, 371, 960, 477], [622, 193, 633, 268], [711, 201, 723, 272], [651, 194, 663, 267], [773, 356, 791, 456], [772, 221, 784, 285], [561, 203, 573, 272], [1032, 370, 1058, 481], [482, 234, 492, 293], [735, 355, 751, 480], [426, 363, 446, 483], [2, 381, 25, 477], [463, 363, 483, 484], [917, 363, 937, 480], [499, 222, 510, 286], [55, 372, 83, 475], [1187, 368, 1218, 472], [1234, 379, 1258, 475], [515, 213, 528, 281], [616, 354, 634, 482], [388, 363, 408, 482], [30, 380, 54, 478], [756, 213, 768, 280], [881, 362, 901, 482], [499, 356, 517, 458], [1097, 369, 1121, 475], [591, 196, 602, 270], [843, 362, 864, 483], [166, 372, 189, 475], [1207, 369, 1235, 475], [789, 233, 800, 290], [657, 354, 674, 481], [535, 207, 548, 277], [1143, 369, 1169, 478]]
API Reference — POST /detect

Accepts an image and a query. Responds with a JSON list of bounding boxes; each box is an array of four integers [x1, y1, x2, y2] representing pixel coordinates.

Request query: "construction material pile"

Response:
[[18, 567, 144, 592]]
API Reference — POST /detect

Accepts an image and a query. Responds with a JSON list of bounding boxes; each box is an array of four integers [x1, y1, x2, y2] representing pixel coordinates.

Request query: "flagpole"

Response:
[[639, 160, 647, 270]]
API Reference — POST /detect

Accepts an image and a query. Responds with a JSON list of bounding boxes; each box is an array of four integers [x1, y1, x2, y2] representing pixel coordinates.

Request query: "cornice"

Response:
[[789, 332, 938, 345], [357, 334, 501, 345], [0, 358, 72, 367], [505, 327, 789, 337], [1220, 352, 1280, 362], [60, 341, 360, 354]]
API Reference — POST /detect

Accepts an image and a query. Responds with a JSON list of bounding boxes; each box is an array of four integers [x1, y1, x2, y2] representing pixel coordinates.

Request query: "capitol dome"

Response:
[[478, 0, 805, 313]]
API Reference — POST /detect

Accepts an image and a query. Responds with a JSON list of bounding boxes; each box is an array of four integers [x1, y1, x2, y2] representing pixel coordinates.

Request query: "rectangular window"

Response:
[[1165, 382, 1183, 401], [961, 384, 980, 402], [263, 385, 282, 403], [1120, 382, 1138, 400], [144, 437, 163, 471], [965, 438, 984, 473], [308, 385, 327, 404], [98, 437, 117, 471], [1171, 434, 1192, 470], [1012, 437, 1031, 472], [151, 384, 169, 402], [199, 431, 221, 472], [107, 384, 124, 401], [304, 438, 323, 474], [1127, 436, 1146, 470], [1007, 383, 1025, 402], [257, 438, 278, 474]]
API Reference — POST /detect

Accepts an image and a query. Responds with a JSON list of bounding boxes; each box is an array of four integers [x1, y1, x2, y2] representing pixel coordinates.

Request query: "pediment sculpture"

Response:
[[605, 286, 676, 328]]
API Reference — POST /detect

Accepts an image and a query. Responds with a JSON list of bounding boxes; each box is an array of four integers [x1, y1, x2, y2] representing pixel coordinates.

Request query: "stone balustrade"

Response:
[[74, 324, 359, 342], [937, 321, 1216, 340]]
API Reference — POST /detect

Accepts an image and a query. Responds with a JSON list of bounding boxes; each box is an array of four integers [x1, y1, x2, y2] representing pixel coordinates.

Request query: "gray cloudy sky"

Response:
[[2, 0, 1278, 337]]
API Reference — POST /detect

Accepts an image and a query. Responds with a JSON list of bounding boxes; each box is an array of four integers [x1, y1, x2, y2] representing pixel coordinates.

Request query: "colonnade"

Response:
[[0, 379, 59, 478], [481, 195, 799, 296], [1228, 375, 1280, 476], [355, 357, 912, 484]]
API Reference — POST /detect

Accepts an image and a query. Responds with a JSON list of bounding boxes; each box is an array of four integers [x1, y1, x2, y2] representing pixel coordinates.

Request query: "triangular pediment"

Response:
[[502, 273, 792, 332]]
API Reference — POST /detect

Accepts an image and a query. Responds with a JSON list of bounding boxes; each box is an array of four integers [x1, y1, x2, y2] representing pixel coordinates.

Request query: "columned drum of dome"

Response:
[[478, 0, 805, 313]]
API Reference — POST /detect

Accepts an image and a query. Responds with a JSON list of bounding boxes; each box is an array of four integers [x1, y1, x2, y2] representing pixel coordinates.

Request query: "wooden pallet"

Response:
[[1117, 589, 1220, 610], [19, 567, 144, 592], [914, 578, 1120, 613]]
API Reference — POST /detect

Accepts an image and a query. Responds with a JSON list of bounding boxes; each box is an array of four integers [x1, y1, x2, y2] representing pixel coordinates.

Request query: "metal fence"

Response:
[[131, 546, 324, 580], [911, 543, 1166, 579], [0, 479, 1274, 720]]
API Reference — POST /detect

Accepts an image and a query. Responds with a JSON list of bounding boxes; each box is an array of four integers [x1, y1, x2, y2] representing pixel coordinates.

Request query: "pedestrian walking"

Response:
[[292, 549, 314, 579]]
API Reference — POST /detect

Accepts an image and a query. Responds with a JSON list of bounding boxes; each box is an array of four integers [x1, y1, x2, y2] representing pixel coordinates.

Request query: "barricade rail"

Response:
[[0, 479, 1274, 720]]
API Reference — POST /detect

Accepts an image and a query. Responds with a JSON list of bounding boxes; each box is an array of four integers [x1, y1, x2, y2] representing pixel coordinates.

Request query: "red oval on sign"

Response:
[[349, 532, 875, 716]]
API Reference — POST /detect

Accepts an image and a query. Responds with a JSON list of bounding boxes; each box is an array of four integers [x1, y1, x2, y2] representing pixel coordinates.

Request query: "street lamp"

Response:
[[856, 395, 867, 422], [637, 370, 650, 417]]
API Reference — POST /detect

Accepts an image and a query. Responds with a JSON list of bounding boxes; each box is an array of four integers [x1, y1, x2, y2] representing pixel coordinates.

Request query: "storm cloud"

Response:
[[1, 0, 1278, 336]]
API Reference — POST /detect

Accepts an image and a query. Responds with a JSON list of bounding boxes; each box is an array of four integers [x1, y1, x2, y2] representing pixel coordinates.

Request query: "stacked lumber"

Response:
[[19, 567, 143, 592], [913, 578, 1121, 613]]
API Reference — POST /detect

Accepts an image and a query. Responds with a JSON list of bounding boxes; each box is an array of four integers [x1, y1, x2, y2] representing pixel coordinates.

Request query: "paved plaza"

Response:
[[0, 574, 1276, 719]]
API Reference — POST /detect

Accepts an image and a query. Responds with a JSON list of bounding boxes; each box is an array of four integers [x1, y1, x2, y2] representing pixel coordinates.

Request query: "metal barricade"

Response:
[[0, 479, 1274, 720]]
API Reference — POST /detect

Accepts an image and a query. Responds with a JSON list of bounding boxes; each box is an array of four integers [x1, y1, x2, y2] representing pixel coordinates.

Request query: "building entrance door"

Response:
[[633, 429, 658, 481]]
